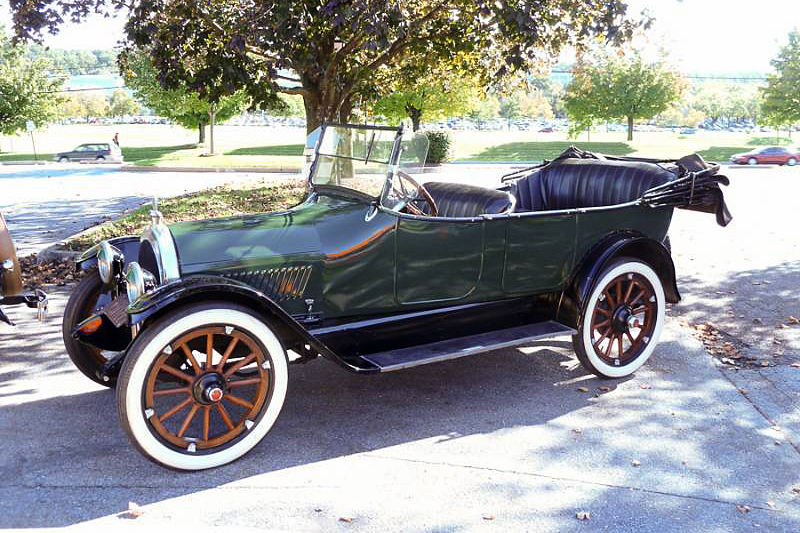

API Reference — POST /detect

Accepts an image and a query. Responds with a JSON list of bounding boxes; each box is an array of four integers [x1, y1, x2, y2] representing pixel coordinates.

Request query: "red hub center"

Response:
[[207, 387, 224, 402]]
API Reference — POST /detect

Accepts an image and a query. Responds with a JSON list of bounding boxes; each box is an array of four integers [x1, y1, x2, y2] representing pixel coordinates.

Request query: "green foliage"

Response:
[[423, 130, 451, 165], [564, 51, 684, 140], [693, 82, 761, 124], [746, 136, 793, 146], [467, 96, 501, 120], [25, 46, 116, 75], [108, 89, 140, 117], [374, 75, 479, 131], [11, 0, 646, 134], [0, 30, 65, 136], [121, 48, 250, 140], [761, 30, 800, 127]]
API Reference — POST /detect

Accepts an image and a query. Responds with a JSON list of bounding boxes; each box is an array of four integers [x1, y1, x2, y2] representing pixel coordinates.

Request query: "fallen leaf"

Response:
[[127, 502, 144, 518], [482, 514, 495, 521], [766, 501, 776, 509], [577, 387, 589, 393], [576, 511, 591, 520], [572, 428, 582, 434], [752, 281, 761, 285], [738, 389, 748, 394], [774, 441, 781, 445], [790, 363, 800, 368], [761, 361, 770, 367], [598, 386, 611, 392], [338, 516, 354, 523], [753, 318, 763, 325], [631, 460, 641, 467], [639, 383, 652, 389], [788, 316, 800, 325], [681, 461, 688, 466], [736, 505, 751, 514], [791, 486, 800, 494], [314, 508, 323, 513]]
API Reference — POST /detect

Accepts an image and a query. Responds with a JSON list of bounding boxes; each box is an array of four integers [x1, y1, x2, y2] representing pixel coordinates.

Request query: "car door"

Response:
[[502, 212, 577, 294], [394, 216, 484, 304], [73, 144, 91, 160]]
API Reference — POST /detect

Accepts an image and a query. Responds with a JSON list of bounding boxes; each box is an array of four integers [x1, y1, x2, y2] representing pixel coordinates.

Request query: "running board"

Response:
[[361, 320, 575, 372]]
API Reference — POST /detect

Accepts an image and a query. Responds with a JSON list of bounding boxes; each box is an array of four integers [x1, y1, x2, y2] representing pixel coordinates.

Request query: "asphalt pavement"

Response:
[[0, 163, 798, 531]]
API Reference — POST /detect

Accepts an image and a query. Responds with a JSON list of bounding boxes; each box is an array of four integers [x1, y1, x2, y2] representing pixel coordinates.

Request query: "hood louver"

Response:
[[224, 265, 312, 302]]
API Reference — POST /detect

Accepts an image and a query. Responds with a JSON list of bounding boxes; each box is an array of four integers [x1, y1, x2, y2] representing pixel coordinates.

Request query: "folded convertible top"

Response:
[[503, 146, 732, 227]]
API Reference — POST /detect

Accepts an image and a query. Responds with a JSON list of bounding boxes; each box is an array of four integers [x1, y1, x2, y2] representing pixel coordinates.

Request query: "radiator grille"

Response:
[[224, 265, 312, 302]]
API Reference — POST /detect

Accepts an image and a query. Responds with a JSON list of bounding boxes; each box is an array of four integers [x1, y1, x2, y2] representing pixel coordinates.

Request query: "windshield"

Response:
[[311, 125, 399, 198]]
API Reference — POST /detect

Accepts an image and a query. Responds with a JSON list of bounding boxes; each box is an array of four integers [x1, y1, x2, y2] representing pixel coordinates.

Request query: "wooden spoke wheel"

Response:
[[588, 272, 657, 366], [144, 325, 271, 451], [118, 302, 288, 470], [573, 258, 666, 379]]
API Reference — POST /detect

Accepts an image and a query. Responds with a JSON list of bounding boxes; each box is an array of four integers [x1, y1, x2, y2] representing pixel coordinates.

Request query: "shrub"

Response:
[[422, 130, 451, 165]]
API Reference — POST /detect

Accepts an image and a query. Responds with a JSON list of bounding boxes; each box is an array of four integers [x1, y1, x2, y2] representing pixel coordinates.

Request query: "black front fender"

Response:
[[75, 235, 140, 272], [127, 275, 356, 371]]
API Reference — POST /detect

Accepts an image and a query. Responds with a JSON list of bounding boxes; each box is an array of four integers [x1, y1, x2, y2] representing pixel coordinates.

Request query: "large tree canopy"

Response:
[[564, 51, 683, 140], [11, 0, 646, 133], [761, 30, 800, 128], [0, 29, 64, 136]]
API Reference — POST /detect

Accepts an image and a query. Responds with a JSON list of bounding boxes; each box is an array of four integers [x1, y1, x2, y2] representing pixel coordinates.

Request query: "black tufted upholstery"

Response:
[[421, 182, 515, 218], [513, 159, 674, 212]]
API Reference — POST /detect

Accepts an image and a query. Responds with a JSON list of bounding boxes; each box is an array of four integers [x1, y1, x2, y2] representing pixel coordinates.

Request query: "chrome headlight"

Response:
[[125, 262, 156, 303], [97, 241, 123, 285]]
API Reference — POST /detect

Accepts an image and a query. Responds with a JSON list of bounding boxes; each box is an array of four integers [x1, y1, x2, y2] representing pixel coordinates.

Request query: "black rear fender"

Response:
[[560, 233, 680, 327]]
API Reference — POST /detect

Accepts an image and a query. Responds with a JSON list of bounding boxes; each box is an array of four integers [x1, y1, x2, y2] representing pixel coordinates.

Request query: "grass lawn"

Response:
[[1, 123, 796, 168], [66, 178, 306, 250]]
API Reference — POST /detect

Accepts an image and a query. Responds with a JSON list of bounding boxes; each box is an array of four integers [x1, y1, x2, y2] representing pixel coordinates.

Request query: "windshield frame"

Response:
[[308, 122, 404, 203]]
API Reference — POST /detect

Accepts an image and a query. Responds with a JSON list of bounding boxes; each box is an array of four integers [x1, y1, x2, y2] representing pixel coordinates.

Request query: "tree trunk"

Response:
[[627, 116, 634, 141], [406, 105, 422, 131], [198, 122, 206, 144], [208, 107, 217, 155]]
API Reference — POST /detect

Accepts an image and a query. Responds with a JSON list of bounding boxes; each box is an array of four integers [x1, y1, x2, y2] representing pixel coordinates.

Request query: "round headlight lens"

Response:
[[97, 241, 116, 284], [126, 262, 144, 303], [125, 262, 156, 304]]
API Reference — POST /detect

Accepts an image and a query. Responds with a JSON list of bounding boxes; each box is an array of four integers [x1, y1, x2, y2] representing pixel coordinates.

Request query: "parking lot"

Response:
[[0, 164, 798, 531]]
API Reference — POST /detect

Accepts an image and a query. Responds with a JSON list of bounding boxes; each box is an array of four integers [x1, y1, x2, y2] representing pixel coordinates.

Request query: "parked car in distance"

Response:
[[679, 127, 696, 135], [538, 127, 554, 133], [55, 143, 123, 163], [730, 146, 798, 166]]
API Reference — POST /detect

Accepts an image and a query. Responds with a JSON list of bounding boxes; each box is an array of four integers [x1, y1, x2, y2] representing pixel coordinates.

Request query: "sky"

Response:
[[0, 0, 797, 75]]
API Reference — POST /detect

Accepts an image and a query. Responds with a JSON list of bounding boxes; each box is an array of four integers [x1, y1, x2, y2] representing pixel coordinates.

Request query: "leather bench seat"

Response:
[[422, 182, 515, 218], [512, 159, 674, 212]]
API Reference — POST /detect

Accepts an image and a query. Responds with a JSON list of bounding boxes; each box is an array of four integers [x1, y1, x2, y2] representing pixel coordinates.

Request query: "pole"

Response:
[[30, 131, 37, 161]]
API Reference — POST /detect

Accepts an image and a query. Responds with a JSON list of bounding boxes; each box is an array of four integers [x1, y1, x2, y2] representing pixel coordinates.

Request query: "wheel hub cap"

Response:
[[611, 306, 632, 333], [193, 372, 226, 404]]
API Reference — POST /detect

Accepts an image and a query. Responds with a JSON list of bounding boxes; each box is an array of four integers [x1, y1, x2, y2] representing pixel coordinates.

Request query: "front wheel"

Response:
[[62, 270, 117, 387], [748, 157, 757, 165], [572, 258, 666, 378], [117, 302, 288, 470]]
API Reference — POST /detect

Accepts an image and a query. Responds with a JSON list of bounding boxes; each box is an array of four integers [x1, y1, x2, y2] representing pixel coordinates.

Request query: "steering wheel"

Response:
[[395, 170, 438, 217]]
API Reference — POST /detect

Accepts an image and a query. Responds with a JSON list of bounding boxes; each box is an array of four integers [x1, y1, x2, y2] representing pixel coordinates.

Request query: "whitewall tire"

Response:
[[572, 258, 665, 378], [117, 302, 288, 470]]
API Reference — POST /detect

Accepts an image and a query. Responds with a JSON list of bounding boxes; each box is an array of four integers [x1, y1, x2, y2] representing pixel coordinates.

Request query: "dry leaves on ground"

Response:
[[576, 511, 591, 520], [19, 254, 84, 289], [126, 502, 144, 518]]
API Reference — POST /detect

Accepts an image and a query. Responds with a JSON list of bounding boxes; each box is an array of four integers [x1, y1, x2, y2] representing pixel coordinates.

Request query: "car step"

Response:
[[361, 320, 576, 372]]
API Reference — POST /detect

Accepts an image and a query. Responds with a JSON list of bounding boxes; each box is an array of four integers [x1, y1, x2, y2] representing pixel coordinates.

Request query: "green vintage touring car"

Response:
[[64, 123, 730, 470]]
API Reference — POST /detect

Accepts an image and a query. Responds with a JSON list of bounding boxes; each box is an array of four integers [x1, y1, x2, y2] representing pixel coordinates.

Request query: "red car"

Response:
[[730, 146, 798, 166]]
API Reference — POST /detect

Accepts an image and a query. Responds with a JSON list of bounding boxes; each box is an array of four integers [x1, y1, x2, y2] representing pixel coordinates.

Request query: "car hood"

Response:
[[168, 196, 368, 273]]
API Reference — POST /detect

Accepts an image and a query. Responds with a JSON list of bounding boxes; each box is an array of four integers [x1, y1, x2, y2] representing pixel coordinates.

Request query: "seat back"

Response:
[[422, 182, 515, 218], [513, 159, 674, 212]]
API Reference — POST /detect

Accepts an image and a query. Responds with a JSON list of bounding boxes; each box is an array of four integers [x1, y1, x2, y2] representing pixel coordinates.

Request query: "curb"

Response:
[[37, 244, 81, 263], [123, 165, 303, 174]]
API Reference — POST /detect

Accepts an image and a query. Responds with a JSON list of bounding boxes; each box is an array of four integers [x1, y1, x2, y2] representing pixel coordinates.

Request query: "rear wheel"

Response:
[[62, 270, 117, 387], [96, 155, 106, 162], [117, 301, 288, 470], [787, 157, 797, 166], [572, 258, 665, 378]]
